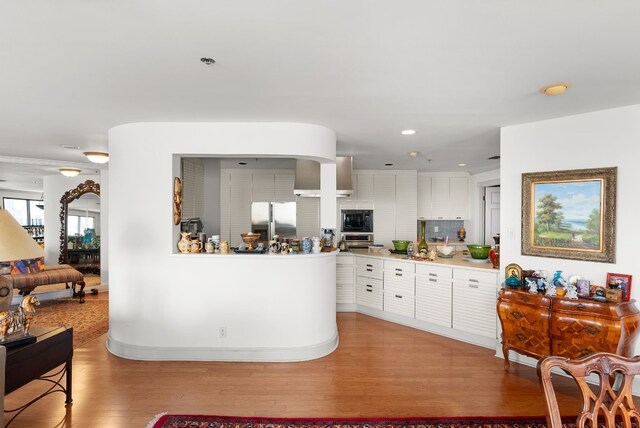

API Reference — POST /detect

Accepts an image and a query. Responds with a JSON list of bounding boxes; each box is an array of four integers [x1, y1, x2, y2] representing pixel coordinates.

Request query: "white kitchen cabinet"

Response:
[[415, 264, 453, 328], [252, 173, 275, 202], [449, 176, 469, 220], [356, 174, 374, 209], [417, 175, 432, 219], [395, 173, 417, 241], [383, 259, 415, 318], [228, 173, 253, 246], [452, 268, 498, 339], [417, 173, 470, 220], [373, 174, 395, 246], [355, 256, 383, 310], [336, 255, 355, 305]]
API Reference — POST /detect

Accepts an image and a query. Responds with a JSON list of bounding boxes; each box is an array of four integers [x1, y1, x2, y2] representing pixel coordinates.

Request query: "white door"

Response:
[[483, 186, 500, 245]]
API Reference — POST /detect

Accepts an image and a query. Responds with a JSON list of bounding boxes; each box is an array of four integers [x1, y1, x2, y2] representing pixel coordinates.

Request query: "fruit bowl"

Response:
[[467, 244, 491, 259], [436, 245, 454, 256], [240, 232, 261, 251], [392, 240, 411, 252]]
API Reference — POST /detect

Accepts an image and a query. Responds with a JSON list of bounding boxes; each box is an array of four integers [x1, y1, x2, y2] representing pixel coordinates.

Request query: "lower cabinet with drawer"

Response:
[[497, 288, 640, 369], [415, 264, 453, 328], [452, 268, 499, 339], [383, 259, 415, 318], [356, 257, 384, 310]]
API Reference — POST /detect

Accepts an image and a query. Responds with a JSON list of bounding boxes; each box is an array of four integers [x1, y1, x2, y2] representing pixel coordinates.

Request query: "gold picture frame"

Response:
[[521, 167, 617, 263]]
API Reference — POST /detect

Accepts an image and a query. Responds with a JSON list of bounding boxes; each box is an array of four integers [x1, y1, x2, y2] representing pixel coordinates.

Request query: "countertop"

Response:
[[340, 248, 498, 271]]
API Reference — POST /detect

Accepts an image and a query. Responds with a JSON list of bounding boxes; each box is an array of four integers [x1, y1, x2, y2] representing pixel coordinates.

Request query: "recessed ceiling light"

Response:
[[60, 144, 80, 150], [385, 163, 394, 167], [200, 57, 216, 65], [401, 129, 416, 135], [458, 163, 467, 167], [59, 168, 81, 177], [408, 151, 419, 158], [539, 82, 572, 96]]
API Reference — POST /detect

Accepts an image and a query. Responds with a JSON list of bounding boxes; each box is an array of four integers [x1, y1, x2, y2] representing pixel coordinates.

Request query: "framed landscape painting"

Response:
[[521, 167, 617, 263]]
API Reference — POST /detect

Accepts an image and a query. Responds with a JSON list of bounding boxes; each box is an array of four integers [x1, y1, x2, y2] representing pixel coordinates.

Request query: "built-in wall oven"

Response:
[[341, 233, 374, 249], [341, 209, 373, 248]]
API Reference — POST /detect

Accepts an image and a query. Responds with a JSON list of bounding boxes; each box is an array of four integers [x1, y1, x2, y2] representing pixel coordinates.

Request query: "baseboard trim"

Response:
[[107, 327, 340, 362], [355, 305, 498, 350]]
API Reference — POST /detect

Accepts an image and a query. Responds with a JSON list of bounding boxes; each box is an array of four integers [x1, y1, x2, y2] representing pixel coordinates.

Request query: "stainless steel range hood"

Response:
[[294, 156, 353, 197]]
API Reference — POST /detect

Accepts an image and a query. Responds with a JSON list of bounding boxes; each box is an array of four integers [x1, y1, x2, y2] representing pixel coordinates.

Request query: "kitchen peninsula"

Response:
[[107, 122, 340, 362]]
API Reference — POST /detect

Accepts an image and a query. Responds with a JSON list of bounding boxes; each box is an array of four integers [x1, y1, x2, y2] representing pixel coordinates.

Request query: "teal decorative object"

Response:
[[504, 273, 522, 289]]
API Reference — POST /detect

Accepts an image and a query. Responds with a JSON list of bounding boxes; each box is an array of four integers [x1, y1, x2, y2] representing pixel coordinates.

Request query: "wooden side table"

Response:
[[4, 326, 73, 426], [497, 288, 640, 369]]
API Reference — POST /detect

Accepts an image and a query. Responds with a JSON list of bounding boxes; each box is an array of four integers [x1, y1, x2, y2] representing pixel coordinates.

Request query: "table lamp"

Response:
[[0, 209, 45, 274]]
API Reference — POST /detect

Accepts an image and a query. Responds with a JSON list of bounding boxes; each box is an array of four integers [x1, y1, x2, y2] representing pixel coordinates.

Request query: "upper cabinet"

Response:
[[339, 173, 374, 210], [418, 173, 469, 220]]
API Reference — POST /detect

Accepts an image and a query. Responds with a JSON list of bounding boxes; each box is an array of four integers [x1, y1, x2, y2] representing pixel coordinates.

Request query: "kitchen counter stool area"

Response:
[[336, 251, 499, 350]]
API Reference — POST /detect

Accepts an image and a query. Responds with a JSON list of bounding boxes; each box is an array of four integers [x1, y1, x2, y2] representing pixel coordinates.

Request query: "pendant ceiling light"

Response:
[[59, 168, 81, 177], [83, 152, 109, 164]]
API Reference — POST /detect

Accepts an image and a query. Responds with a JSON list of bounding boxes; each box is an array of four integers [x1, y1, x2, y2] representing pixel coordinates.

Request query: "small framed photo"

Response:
[[606, 273, 632, 302], [576, 279, 591, 298]]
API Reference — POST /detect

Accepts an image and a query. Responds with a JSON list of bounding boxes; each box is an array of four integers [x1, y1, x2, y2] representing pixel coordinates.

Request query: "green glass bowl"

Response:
[[467, 244, 491, 259], [392, 240, 411, 252]]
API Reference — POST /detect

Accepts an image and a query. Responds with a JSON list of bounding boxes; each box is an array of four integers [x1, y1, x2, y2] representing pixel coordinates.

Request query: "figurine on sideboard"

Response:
[[526, 277, 538, 294], [565, 283, 579, 300], [545, 281, 557, 297]]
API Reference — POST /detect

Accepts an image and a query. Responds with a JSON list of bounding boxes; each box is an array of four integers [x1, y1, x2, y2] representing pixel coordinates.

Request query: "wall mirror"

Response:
[[59, 180, 101, 273]]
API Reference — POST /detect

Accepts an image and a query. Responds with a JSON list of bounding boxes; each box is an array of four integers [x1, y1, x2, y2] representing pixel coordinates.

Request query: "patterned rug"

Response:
[[29, 294, 108, 348], [146, 415, 562, 428]]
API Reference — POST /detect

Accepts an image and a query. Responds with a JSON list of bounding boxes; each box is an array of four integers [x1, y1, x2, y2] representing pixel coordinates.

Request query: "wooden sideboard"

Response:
[[497, 288, 640, 369]]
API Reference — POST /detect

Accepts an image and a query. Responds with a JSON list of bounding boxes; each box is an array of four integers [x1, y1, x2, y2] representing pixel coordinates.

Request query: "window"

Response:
[[2, 197, 44, 226], [68, 215, 95, 236]]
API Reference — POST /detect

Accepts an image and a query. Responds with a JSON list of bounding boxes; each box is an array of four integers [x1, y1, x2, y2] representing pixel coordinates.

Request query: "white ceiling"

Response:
[[1, 1, 639, 192]]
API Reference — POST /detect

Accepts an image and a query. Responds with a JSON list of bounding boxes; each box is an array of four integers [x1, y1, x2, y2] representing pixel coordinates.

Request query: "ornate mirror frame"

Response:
[[59, 180, 101, 264]]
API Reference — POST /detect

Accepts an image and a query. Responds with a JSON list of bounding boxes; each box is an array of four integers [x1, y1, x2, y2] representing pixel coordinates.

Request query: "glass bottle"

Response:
[[406, 242, 415, 257], [417, 220, 429, 254]]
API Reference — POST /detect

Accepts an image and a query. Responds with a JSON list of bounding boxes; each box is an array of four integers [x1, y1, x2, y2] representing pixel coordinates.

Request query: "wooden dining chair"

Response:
[[537, 352, 640, 428]]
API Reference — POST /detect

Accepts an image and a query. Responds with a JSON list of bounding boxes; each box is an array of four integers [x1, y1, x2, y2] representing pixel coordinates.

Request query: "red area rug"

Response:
[[146, 414, 561, 428]]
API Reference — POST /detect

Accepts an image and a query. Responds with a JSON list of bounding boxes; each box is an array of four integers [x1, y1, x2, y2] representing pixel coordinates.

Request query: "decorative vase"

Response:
[[457, 227, 466, 242], [489, 246, 500, 269], [417, 220, 429, 254], [302, 237, 312, 254], [177, 232, 192, 254]]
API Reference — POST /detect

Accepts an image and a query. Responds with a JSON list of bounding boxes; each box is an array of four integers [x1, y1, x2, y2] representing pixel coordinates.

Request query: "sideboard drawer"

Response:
[[551, 314, 617, 357]]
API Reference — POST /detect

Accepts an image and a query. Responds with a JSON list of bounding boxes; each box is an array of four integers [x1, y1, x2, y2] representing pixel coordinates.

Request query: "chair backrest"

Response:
[[537, 352, 640, 428]]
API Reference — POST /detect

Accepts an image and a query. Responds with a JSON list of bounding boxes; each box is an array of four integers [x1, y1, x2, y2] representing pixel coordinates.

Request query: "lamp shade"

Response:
[[0, 209, 44, 262]]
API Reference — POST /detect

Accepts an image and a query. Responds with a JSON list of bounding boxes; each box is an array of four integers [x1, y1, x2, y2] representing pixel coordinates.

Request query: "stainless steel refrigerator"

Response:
[[251, 202, 297, 242]]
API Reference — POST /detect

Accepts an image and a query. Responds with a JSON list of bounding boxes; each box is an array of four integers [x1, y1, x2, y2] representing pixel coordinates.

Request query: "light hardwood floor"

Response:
[[3, 311, 582, 428]]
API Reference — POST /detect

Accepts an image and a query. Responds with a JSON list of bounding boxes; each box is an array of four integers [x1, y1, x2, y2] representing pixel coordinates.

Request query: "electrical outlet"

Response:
[[434, 226, 439, 232], [219, 327, 227, 338]]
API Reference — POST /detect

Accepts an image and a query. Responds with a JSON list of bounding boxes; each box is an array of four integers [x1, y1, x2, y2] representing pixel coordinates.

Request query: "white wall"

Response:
[[501, 104, 640, 352], [107, 122, 338, 361]]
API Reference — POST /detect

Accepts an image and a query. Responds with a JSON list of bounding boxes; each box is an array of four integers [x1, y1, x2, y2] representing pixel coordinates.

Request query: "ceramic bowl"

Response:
[[392, 240, 411, 252], [436, 245, 454, 256], [466, 244, 491, 259]]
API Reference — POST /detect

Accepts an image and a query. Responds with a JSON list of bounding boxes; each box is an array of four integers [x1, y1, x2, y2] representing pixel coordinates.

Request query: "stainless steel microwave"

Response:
[[341, 209, 373, 233]]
